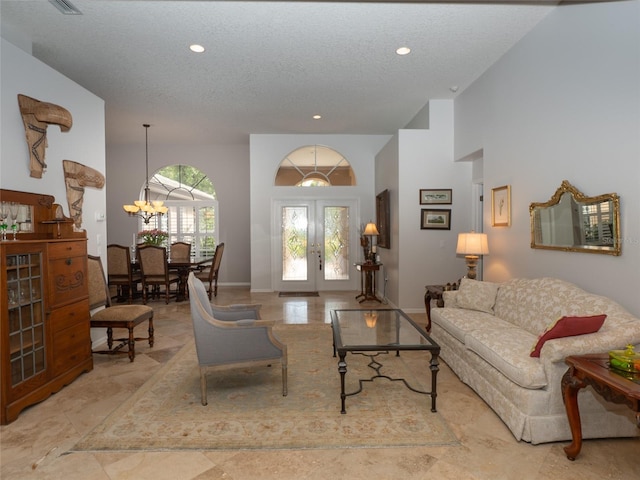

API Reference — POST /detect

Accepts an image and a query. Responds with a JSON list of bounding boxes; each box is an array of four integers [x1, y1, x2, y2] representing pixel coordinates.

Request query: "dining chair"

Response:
[[170, 241, 191, 262], [137, 244, 180, 304], [195, 242, 224, 299], [187, 272, 287, 405], [87, 255, 154, 362], [106, 244, 142, 304]]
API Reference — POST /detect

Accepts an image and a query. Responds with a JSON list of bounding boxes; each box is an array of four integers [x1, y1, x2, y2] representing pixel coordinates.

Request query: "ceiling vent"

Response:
[[49, 0, 82, 15]]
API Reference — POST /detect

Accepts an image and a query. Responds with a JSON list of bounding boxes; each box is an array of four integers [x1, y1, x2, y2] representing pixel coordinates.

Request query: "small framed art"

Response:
[[491, 185, 511, 227], [419, 189, 452, 205], [421, 209, 451, 230]]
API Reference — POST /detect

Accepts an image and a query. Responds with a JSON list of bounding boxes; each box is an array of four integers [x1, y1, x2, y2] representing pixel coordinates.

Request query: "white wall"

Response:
[[374, 100, 473, 311], [249, 134, 391, 291], [397, 100, 472, 311], [374, 135, 399, 304], [454, 0, 640, 315], [1, 38, 106, 257], [105, 142, 251, 284]]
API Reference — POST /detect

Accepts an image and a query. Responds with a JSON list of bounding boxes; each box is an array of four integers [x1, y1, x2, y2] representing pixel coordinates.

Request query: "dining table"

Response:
[[131, 255, 213, 302], [167, 256, 213, 301]]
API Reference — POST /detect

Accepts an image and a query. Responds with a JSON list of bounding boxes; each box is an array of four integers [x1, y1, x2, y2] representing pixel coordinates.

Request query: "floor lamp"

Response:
[[456, 231, 489, 280]]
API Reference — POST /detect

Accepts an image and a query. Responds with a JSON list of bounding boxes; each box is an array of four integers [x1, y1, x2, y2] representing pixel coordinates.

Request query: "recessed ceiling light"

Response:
[[396, 47, 411, 56], [313, 115, 322, 120], [189, 44, 205, 53]]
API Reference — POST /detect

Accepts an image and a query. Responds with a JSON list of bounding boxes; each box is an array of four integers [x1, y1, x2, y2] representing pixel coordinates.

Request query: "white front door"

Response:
[[273, 199, 358, 292]]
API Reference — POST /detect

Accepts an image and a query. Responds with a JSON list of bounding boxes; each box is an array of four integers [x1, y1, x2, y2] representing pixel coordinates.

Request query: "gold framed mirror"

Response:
[[530, 180, 621, 256]]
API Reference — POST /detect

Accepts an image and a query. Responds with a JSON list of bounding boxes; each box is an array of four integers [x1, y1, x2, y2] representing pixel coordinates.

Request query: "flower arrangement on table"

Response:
[[138, 229, 168, 246]]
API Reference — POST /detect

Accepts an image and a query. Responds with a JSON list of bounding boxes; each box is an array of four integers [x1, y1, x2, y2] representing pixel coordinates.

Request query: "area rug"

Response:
[[72, 325, 458, 451], [278, 291, 320, 297]]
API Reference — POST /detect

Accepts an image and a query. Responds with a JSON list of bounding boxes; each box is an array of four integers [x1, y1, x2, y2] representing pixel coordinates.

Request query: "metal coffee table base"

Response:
[[336, 350, 439, 414], [331, 308, 441, 415]]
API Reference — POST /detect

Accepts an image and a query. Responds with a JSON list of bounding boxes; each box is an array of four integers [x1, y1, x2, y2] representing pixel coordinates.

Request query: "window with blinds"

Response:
[[143, 165, 218, 257]]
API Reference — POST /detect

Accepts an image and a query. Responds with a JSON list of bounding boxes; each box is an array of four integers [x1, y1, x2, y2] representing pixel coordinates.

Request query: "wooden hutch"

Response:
[[0, 189, 92, 424]]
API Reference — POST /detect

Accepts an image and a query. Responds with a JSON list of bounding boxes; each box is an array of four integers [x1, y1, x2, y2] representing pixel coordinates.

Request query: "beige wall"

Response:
[[105, 142, 251, 285]]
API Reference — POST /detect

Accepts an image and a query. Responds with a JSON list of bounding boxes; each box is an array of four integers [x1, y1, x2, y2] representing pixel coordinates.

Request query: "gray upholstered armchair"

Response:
[[187, 272, 287, 405]]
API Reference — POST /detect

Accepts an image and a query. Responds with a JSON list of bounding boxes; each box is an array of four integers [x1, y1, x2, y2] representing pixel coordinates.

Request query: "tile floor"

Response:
[[1, 288, 638, 480]]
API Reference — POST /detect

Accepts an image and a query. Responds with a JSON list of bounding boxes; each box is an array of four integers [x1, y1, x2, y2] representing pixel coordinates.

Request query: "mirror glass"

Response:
[[0, 202, 34, 234], [530, 180, 620, 256]]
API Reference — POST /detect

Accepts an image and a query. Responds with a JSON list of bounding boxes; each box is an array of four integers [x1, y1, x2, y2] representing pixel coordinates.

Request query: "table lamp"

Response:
[[363, 222, 379, 263], [456, 231, 489, 280]]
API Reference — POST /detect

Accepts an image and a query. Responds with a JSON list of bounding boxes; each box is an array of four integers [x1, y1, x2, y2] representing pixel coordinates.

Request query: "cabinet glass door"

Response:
[[6, 251, 46, 386]]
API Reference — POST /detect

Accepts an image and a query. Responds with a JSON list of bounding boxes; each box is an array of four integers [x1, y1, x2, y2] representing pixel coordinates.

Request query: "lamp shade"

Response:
[[456, 232, 489, 256], [363, 222, 379, 236]]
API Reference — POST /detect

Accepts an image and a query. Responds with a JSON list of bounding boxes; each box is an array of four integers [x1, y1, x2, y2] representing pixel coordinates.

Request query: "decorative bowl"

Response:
[[609, 344, 640, 374]]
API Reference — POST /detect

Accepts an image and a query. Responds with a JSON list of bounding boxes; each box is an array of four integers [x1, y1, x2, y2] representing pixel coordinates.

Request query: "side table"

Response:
[[355, 263, 381, 303], [424, 282, 459, 332], [561, 353, 640, 460]]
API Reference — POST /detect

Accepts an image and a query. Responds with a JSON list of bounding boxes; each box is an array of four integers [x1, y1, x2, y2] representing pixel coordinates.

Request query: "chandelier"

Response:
[[122, 124, 168, 224]]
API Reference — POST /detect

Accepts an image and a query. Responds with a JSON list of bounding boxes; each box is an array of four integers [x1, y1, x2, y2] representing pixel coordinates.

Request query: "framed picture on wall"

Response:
[[376, 189, 390, 248], [419, 189, 452, 205], [491, 185, 511, 227], [421, 209, 451, 230]]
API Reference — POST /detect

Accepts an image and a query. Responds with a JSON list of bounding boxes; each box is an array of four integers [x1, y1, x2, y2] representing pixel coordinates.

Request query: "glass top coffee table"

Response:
[[331, 308, 441, 414]]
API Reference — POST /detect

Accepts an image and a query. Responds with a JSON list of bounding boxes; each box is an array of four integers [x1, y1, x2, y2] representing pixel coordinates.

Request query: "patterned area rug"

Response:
[[73, 325, 458, 451]]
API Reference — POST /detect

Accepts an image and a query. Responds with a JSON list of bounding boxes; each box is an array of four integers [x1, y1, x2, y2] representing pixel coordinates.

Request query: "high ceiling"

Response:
[[1, 1, 557, 146]]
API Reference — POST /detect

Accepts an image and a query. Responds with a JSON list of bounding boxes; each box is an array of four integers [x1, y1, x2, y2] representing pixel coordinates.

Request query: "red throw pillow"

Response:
[[530, 314, 607, 357]]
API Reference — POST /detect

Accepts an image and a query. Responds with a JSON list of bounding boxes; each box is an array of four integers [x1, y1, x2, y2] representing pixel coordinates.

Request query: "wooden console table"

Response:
[[355, 263, 381, 303], [561, 353, 640, 460]]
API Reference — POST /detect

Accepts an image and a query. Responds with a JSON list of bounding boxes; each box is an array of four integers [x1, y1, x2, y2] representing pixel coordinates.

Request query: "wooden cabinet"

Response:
[[1, 190, 92, 425]]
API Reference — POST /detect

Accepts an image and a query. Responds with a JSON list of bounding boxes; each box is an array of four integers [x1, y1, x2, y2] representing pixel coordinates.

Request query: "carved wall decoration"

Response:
[[62, 160, 105, 230], [18, 94, 73, 178]]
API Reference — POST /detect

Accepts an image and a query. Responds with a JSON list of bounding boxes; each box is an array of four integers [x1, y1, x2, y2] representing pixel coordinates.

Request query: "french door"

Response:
[[273, 199, 358, 292]]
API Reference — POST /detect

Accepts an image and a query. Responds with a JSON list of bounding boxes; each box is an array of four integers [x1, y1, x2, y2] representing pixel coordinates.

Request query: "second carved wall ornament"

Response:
[[63, 160, 105, 230]]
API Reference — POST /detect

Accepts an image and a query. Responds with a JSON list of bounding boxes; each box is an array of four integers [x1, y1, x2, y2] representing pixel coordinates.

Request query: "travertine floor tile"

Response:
[[104, 452, 215, 480], [1, 288, 638, 480]]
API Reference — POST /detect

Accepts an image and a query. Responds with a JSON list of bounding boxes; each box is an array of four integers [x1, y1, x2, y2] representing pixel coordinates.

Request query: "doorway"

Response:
[[272, 199, 359, 292]]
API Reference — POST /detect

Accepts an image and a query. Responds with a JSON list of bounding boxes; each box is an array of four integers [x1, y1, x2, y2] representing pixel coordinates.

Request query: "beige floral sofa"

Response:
[[429, 277, 640, 444]]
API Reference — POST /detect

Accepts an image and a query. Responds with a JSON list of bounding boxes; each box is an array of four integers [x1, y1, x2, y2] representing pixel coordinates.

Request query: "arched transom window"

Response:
[[275, 145, 356, 186]]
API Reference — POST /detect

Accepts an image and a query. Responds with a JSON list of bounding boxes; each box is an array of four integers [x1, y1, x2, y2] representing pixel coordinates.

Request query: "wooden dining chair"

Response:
[[87, 255, 154, 362], [106, 244, 141, 304], [195, 242, 224, 299], [170, 241, 191, 262], [137, 245, 180, 304]]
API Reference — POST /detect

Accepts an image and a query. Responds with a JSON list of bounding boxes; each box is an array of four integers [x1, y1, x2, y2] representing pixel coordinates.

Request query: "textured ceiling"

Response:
[[1, 1, 557, 145]]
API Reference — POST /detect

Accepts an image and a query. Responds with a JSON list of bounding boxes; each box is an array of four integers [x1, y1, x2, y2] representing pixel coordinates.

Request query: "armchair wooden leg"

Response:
[[282, 363, 288, 396], [127, 327, 135, 362], [200, 369, 208, 406], [148, 318, 154, 347], [107, 327, 114, 349]]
